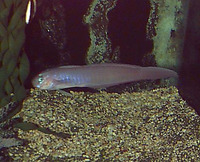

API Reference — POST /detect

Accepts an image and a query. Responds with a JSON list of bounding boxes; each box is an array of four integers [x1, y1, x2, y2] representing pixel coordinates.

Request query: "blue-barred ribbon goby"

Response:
[[32, 63, 178, 90]]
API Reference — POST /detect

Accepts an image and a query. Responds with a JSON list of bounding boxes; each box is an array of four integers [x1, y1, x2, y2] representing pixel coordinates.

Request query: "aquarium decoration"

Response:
[[0, 0, 199, 160], [38, 0, 71, 65], [147, 0, 186, 69], [0, 0, 29, 112], [83, 0, 120, 64]]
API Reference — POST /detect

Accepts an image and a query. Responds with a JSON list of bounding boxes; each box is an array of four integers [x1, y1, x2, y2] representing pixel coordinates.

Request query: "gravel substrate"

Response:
[[8, 86, 200, 161]]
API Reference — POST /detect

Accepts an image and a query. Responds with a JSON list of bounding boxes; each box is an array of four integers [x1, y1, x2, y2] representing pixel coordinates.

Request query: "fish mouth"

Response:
[[31, 76, 40, 88]]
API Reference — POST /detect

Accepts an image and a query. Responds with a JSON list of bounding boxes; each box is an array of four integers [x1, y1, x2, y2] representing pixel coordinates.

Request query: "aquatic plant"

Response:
[[0, 0, 29, 111]]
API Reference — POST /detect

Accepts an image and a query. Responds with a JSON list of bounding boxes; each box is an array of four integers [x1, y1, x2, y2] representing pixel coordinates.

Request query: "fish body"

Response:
[[32, 63, 178, 90]]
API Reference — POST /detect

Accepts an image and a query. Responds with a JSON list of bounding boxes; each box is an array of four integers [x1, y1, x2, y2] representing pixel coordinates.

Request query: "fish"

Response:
[[32, 63, 178, 90]]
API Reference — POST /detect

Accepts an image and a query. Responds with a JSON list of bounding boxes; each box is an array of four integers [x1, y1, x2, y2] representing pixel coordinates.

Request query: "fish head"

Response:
[[32, 73, 55, 90]]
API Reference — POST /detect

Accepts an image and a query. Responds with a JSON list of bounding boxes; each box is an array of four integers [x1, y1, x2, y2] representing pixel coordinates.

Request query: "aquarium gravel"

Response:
[[8, 86, 200, 161]]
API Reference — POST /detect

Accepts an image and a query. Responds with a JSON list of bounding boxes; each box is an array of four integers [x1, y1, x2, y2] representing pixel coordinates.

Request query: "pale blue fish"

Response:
[[32, 63, 178, 90]]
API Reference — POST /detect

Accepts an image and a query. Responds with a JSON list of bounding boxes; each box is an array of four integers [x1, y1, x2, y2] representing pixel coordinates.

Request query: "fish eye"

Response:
[[38, 75, 44, 84]]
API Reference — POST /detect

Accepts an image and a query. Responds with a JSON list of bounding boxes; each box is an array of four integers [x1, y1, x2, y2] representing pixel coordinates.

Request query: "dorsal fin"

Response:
[[58, 65, 81, 69]]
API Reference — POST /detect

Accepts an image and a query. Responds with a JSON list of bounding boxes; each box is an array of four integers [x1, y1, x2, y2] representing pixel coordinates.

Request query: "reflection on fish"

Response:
[[32, 63, 178, 90]]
